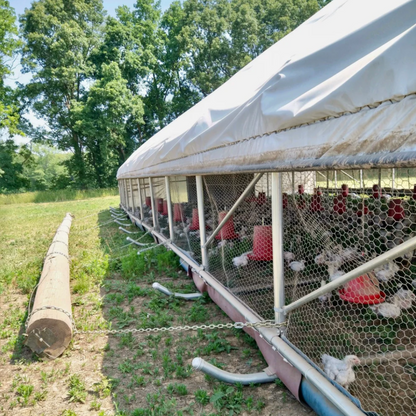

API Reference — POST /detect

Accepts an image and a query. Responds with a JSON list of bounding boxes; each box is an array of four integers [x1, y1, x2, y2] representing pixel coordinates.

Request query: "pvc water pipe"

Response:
[[152, 282, 202, 300], [119, 227, 140, 234], [114, 220, 131, 227], [111, 214, 126, 220], [192, 357, 277, 384], [126, 237, 152, 247]]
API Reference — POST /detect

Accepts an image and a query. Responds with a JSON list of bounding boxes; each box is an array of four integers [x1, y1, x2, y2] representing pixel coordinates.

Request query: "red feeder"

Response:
[[189, 208, 200, 231], [388, 199, 405, 221], [145, 196, 152, 208], [283, 193, 288, 208], [372, 184, 380, 199], [341, 184, 349, 197], [310, 194, 324, 212], [215, 211, 239, 240], [248, 225, 273, 261], [333, 194, 346, 214], [298, 184, 304, 194], [338, 274, 385, 305], [257, 192, 266, 205], [413, 185, 416, 200], [157, 198, 164, 213], [173, 203, 185, 222], [356, 201, 369, 217], [162, 200, 169, 216]]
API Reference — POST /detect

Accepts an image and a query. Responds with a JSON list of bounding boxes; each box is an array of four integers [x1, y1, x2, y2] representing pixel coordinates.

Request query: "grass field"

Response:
[[0, 188, 118, 205], [0, 196, 310, 416]]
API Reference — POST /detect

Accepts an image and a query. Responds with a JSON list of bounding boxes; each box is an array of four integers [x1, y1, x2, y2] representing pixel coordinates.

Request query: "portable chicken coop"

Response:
[[117, 1, 416, 415]]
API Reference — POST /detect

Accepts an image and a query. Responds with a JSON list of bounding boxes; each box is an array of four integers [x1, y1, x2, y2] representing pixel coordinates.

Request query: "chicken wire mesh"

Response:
[[139, 178, 153, 227], [283, 168, 416, 416], [169, 176, 202, 262], [124, 168, 416, 415]]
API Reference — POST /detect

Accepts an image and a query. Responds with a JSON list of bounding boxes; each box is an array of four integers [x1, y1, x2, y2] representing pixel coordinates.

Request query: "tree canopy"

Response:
[[0, 0, 330, 192]]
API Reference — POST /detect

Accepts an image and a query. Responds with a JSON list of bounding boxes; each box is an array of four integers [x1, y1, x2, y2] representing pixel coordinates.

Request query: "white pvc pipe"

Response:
[[137, 178, 144, 220], [149, 177, 158, 229], [192, 357, 277, 384], [152, 282, 203, 300], [114, 220, 131, 227], [196, 175, 208, 268], [165, 176, 174, 241], [119, 227, 140, 234], [272, 172, 285, 324]]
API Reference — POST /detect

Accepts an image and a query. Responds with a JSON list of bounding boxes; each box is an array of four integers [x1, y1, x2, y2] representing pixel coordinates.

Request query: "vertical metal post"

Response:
[[334, 171, 338, 188], [326, 170, 329, 192], [392, 168, 395, 191], [149, 177, 158, 229], [378, 169, 382, 190], [272, 172, 285, 324], [129, 178, 135, 212], [118, 181, 122, 206], [122, 180, 127, 207], [137, 178, 144, 220], [165, 176, 174, 241], [196, 175, 208, 269], [360, 169, 363, 189], [291, 171, 295, 195]]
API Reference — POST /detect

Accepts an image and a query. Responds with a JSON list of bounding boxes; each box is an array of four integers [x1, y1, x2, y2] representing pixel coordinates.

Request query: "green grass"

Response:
[[0, 187, 118, 205]]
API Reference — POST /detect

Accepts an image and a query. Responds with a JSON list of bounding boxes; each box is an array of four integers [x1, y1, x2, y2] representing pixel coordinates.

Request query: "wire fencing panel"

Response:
[[140, 178, 153, 227], [169, 176, 201, 262], [285, 168, 416, 416]]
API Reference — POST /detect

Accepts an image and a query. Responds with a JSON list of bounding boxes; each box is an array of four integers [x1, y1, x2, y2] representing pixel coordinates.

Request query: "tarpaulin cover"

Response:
[[117, 0, 416, 179]]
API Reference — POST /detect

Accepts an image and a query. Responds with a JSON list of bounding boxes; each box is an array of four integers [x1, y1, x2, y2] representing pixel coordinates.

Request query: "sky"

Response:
[[7, 0, 175, 144]]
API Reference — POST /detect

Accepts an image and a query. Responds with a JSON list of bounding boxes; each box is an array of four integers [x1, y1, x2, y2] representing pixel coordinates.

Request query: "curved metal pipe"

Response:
[[192, 357, 277, 385], [119, 227, 140, 234], [152, 282, 203, 300], [114, 220, 131, 227], [126, 236, 152, 247]]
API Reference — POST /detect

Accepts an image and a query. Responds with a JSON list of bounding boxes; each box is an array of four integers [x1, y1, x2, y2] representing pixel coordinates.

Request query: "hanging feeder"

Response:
[[215, 211, 239, 240], [162, 200, 169, 216], [333, 194, 346, 214], [338, 273, 385, 305], [157, 198, 164, 213], [413, 185, 416, 200], [310, 188, 324, 212], [388, 199, 405, 221], [257, 192, 266, 205], [145, 196, 152, 207], [356, 201, 369, 217], [173, 203, 185, 222], [341, 184, 349, 197], [248, 225, 273, 261], [372, 184, 380, 199], [283, 193, 288, 208]]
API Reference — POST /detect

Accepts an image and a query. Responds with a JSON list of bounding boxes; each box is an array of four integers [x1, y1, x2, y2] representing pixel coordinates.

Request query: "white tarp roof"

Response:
[[117, 0, 416, 179]]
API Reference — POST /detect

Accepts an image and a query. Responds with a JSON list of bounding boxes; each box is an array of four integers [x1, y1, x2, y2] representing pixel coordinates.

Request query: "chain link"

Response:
[[75, 320, 285, 336], [44, 251, 71, 262], [25, 305, 77, 332]]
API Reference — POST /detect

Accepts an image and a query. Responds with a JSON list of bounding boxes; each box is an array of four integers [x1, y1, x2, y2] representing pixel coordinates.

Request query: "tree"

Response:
[[0, 0, 21, 135], [20, 0, 106, 187], [73, 62, 143, 187], [0, 139, 33, 192]]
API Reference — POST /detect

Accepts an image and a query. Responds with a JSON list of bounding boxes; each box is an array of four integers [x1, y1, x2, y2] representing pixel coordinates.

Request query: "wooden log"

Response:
[[25, 213, 74, 358]]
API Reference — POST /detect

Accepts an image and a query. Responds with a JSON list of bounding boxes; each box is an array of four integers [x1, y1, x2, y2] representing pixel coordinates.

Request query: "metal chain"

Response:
[[75, 320, 285, 336], [25, 305, 77, 332], [44, 251, 71, 262]]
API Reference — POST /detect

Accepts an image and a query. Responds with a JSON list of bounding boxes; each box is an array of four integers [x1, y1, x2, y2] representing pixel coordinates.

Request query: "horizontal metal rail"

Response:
[[284, 235, 416, 315]]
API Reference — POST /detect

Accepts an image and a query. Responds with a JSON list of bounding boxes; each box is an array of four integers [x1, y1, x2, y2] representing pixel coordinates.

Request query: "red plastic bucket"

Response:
[[388, 199, 405, 221], [189, 208, 200, 231], [173, 203, 185, 222], [145, 196, 152, 207], [338, 274, 385, 305], [341, 184, 349, 197], [248, 225, 273, 261], [215, 211, 239, 240], [157, 198, 164, 213], [162, 200, 168, 216]]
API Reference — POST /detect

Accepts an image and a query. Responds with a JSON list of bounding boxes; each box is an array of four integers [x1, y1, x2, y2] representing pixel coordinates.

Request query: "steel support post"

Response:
[[196, 175, 208, 269], [137, 178, 144, 220], [149, 177, 158, 229], [272, 172, 285, 324], [165, 176, 174, 241]]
